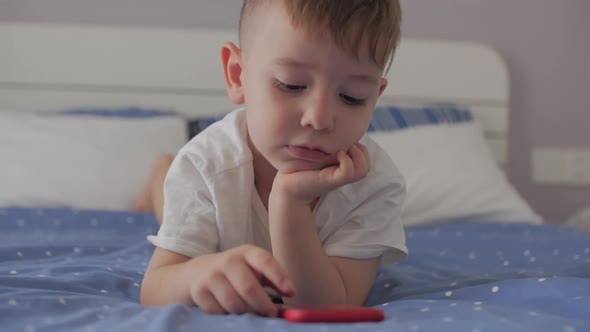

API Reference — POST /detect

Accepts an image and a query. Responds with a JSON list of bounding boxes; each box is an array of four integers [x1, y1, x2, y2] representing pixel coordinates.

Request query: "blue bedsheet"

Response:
[[1, 207, 589, 332]]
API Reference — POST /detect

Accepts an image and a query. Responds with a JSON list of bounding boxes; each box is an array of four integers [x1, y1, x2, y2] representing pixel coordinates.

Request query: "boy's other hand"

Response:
[[188, 245, 295, 316], [273, 143, 370, 204]]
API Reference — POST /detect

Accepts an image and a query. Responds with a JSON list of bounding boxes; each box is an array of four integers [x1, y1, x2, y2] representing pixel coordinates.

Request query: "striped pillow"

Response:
[[47, 107, 178, 118], [187, 115, 225, 139], [368, 104, 472, 132], [187, 104, 473, 138]]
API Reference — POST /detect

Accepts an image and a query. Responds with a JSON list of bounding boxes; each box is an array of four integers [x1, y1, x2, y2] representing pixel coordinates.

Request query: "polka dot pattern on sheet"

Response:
[[0, 208, 589, 332]]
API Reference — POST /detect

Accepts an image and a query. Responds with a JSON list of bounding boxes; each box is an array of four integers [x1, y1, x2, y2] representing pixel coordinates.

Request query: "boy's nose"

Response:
[[300, 95, 334, 132]]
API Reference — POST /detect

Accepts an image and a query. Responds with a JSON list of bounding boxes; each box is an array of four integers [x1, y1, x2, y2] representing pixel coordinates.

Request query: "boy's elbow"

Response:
[[139, 279, 157, 306], [139, 272, 168, 306], [139, 266, 194, 307]]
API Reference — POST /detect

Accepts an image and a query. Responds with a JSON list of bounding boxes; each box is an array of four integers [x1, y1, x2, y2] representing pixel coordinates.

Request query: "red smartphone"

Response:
[[277, 303, 385, 323]]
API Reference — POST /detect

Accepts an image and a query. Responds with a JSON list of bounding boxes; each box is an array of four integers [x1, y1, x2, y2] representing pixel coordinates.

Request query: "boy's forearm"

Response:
[[268, 197, 347, 304], [140, 256, 203, 306]]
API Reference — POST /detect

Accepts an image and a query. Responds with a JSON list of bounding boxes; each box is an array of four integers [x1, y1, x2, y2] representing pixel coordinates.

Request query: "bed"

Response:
[[1, 23, 589, 332]]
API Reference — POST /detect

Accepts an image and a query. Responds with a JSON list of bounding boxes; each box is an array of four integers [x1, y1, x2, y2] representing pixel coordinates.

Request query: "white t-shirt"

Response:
[[148, 109, 407, 263]]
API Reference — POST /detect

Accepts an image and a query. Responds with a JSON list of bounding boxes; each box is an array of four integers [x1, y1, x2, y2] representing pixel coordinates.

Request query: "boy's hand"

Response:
[[272, 143, 370, 204], [188, 245, 295, 316]]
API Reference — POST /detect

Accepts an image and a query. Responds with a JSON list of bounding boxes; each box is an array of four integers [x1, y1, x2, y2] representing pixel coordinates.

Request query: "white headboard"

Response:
[[0, 23, 509, 166]]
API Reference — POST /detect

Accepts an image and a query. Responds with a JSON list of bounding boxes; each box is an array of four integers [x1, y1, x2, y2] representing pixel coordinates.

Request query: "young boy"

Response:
[[139, 0, 407, 317]]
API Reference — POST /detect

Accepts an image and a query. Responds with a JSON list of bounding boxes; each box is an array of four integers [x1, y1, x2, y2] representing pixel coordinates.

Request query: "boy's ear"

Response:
[[378, 78, 388, 97], [221, 42, 245, 104]]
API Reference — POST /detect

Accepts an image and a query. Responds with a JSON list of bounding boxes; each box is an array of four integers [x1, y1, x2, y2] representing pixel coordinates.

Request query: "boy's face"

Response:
[[234, 3, 387, 174]]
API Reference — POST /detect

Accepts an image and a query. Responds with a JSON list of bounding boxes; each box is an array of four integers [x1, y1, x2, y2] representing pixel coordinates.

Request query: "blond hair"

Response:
[[239, 0, 401, 73]]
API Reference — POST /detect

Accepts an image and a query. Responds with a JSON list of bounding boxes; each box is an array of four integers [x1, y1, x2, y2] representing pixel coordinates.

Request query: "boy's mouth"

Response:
[[287, 145, 329, 161]]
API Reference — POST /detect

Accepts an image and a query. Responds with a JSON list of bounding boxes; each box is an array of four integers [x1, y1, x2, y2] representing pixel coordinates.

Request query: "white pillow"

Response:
[[368, 122, 542, 226], [0, 113, 187, 211], [566, 207, 590, 231]]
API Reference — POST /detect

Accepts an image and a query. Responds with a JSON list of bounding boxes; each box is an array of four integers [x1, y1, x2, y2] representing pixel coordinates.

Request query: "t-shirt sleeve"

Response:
[[147, 153, 219, 258], [322, 175, 407, 263]]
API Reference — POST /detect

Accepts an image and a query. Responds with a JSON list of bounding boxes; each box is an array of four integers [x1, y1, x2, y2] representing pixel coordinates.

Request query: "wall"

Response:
[[400, 1, 590, 223], [1, 0, 588, 222]]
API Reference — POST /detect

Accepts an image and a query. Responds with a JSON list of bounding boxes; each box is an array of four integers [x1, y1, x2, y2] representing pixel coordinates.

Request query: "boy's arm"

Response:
[[140, 246, 295, 315], [329, 256, 380, 305], [269, 143, 380, 305], [140, 248, 196, 305], [269, 197, 380, 305]]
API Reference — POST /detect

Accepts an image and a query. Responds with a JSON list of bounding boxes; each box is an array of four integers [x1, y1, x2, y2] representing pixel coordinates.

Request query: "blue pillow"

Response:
[[48, 104, 473, 140], [187, 115, 225, 139], [44, 107, 179, 118], [368, 104, 472, 132], [42, 106, 193, 139], [185, 104, 473, 138], [46, 107, 224, 140]]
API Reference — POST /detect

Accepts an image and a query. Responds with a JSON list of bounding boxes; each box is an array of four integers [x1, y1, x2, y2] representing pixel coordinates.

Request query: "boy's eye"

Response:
[[274, 79, 306, 92], [340, 93, 366, 106]]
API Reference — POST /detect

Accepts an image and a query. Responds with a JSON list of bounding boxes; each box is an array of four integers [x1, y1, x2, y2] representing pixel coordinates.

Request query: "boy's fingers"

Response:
[[225, 258, 280, 316], [359, 143, 369, 155], [209, 274, 248, 314], [195, 288, 226, 315], [335, 150, 354, 180], [349, 143, 370, 175], [358, 143, 370, 165], [244, 248, 295, 297]]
